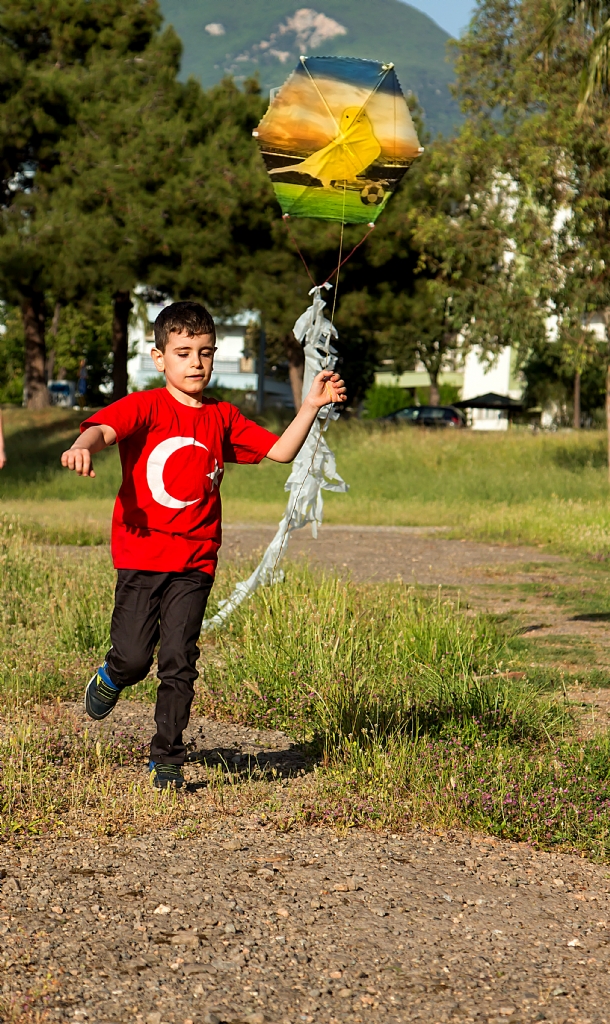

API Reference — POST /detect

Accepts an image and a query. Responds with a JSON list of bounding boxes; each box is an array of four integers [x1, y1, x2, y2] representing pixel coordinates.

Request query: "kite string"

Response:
[[282, 214, 316, 286], [283, 214, 376, 290], [323, 222, 375, 286]]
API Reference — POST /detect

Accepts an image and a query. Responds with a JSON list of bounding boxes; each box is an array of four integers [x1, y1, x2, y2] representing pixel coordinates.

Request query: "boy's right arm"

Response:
[[61, 424, 117, 478]]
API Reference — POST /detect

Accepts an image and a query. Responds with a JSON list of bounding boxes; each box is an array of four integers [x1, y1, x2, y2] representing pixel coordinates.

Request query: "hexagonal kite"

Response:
[[253, 55, 423, 225], [202, 57, 422, 632]]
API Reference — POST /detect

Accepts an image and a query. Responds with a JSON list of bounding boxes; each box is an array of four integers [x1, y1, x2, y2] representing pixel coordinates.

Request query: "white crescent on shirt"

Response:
[[146, 436, 223, 510]]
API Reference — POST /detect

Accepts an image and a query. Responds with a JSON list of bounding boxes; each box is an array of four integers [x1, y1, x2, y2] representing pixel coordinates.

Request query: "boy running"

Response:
[[61, 301, 346, 789]]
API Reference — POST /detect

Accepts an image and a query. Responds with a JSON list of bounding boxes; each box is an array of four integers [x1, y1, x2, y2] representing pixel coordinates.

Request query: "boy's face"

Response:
[[151, 331, 216, 397]]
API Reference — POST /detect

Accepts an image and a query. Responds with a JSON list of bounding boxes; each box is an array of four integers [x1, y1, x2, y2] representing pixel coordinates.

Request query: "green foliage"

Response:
[[362, 384, 412, 419], [0, 305, 24, 404], [523, 340, 607, 422], [50, 301, 114, 400], [454, 0, 610, 396]]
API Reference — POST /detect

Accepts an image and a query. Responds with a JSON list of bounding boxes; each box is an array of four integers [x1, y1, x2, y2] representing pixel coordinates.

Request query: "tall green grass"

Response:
[[200, 568, 567, 746], [3, 409, 610, 557], [2, 517, 610, 855]]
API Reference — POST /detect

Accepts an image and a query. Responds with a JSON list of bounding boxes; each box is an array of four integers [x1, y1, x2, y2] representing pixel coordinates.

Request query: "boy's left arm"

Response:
[[266, 370, 347, 464]]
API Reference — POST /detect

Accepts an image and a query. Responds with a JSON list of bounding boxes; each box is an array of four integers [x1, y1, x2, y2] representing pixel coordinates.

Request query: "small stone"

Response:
[[244, 1014, 267, 1024], [370, 905, 387, 917], [338, 988, 352, 998], [171, 931, 200, 948], [551, 986, 568, 997], [333, 883, 349, 892], [276, 907, 289, 918], [51, 906, 63, 915], [183, 963, 210, 976], [147, 1015, 162, 1024], [153, 904, 172, 915], [329, 970, 342, 979], [257, 868, 274, 880], [226, 839, 245, 851], [567, 938, 582, 947], [203, 1014, 221, 1024], [348, 876, 365, 891], [552, 877, 565, 886], [497, 1007, 516, 1016], [224, 921, 237, 934]]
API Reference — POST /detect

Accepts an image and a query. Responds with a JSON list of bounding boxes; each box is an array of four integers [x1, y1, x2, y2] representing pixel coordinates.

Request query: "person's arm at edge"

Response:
[[0, 410, 5, 469], [60, 424, 117, 478], [266, 370, 347, 464]]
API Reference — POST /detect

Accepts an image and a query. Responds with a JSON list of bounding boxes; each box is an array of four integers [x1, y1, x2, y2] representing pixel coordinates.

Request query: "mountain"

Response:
[[159, 0, 461, 138]]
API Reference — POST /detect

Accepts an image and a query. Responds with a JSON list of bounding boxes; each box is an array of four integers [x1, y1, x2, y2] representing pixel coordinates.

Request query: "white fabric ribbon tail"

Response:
[[201, 284, 348, 631]]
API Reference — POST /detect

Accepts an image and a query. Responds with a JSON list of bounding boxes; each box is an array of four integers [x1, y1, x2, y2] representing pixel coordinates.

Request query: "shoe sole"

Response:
[[84, 672, 117, 721]]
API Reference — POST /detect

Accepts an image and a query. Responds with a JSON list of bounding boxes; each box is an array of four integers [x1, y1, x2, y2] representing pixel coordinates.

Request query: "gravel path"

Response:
[[220, 525, 562, 587], [3, 826, 610, 1024]]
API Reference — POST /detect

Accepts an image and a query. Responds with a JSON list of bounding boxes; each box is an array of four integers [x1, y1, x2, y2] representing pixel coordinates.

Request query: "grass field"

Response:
[[3, 407, 610, 557], [3, 409, 610, 850], [2, 514, 610, 856]]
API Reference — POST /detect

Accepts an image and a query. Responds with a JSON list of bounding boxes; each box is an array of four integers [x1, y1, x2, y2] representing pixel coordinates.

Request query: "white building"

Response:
[[128, 298, 293, 405], [461, 346, 522, 431]]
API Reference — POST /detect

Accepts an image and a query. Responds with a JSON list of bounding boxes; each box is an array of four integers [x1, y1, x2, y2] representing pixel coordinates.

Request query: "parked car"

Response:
[[382, 405, 467, 428]]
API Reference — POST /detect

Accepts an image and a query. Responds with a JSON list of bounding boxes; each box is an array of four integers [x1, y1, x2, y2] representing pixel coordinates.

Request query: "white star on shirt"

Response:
[[206, 460, 223, 490]]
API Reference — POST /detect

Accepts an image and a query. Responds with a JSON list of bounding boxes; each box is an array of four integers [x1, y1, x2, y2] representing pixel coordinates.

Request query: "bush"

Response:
[[363, 384, 412, 419]]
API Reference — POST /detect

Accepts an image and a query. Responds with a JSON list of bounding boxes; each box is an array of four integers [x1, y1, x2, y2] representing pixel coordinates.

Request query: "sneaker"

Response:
[[149, 761, 185, 790], [85, 663, 122, 721]]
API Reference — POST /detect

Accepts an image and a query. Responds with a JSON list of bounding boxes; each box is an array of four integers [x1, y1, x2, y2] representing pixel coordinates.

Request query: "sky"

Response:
[[400, 0, 476, 38]]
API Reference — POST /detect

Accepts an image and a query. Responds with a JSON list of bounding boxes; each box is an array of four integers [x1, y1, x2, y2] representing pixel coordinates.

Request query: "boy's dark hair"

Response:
[[154, 301, 216, 352]]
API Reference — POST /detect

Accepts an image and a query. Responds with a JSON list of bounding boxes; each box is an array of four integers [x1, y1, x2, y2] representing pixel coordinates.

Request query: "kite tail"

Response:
[[201, 285, 348, 632]]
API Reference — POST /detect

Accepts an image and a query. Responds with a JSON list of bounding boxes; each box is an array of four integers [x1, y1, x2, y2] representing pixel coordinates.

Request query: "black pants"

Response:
[[106, 569, 213, 765]]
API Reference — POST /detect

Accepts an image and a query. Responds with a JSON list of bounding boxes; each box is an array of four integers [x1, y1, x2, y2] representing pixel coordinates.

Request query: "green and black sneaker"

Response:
[[149, 762, 185, 790], [85, 663, 122, 721]]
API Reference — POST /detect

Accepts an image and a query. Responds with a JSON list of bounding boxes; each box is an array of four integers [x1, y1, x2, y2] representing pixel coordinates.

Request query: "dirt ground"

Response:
[[4, 809, 610, 1024], [5, 527, 610, 1024], [220, 525, 561, 588]]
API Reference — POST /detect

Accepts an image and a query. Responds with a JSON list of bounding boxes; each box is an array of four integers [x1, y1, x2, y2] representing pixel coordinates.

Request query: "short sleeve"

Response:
[[222, 406, 279, 464], [80, 394, 148, 442]]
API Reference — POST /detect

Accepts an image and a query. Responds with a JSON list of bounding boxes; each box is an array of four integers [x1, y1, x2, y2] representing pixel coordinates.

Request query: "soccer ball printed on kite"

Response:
[[202, 56, 422, 630]]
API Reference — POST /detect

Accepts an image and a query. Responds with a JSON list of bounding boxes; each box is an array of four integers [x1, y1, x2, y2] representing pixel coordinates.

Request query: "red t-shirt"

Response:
[[82, 389, 278, 575]]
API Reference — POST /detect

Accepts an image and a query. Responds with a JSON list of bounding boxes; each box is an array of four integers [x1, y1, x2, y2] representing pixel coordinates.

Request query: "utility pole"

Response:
[[257, 322, 266, 415]]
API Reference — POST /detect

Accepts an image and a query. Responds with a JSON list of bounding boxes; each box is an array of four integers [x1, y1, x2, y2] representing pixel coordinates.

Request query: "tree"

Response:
[[0, 0, 181, 405], [326, 121, 534, 407], [541, 1, 610, 109], [456, 0, 610, 469]]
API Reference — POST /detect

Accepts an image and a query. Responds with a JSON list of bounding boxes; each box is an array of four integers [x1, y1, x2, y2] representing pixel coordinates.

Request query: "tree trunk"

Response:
[[285, 334, 305, 410], [46, 302, 61, 383], [428, 371, 440, 407], [607, 360, 610, 484], [573, 369, 581, 430], [112, 290, 132, 400], [21, 293, 49, 409]]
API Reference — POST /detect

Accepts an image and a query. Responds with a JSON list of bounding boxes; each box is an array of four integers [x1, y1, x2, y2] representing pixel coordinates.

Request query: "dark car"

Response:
[[382, 405, 467, 428]]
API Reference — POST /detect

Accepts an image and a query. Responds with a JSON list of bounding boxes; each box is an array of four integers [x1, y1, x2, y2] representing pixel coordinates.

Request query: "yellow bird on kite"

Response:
[[253, 55, 423, 224]]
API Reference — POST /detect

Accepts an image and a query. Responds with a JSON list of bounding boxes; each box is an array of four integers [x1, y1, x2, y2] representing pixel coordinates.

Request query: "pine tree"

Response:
[[0, 0, 178, 405]]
